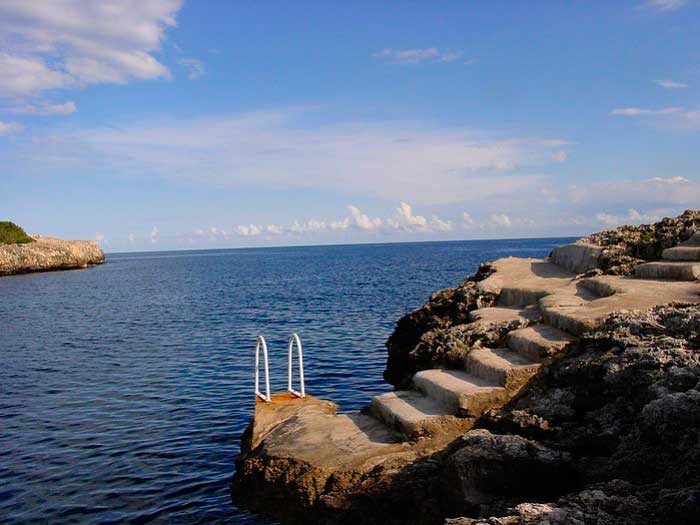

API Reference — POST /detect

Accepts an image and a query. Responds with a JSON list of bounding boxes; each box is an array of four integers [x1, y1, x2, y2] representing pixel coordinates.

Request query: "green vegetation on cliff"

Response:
[[0, 221, 34, 244]]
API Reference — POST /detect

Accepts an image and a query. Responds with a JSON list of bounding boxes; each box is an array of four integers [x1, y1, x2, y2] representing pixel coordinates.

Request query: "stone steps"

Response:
[[464, 347, 540, 390], [635, 261, 700, 281], [469, 305, 541, 326], [662, 232, 700, 261], [477, 257, 575, 307], [413, 369, 507, 417], [506, 325, 576, 362], [369, 390, 473, 440]]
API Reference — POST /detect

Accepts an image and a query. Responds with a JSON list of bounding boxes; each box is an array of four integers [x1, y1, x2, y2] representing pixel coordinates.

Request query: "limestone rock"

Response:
[[0, 235, 105, 276]]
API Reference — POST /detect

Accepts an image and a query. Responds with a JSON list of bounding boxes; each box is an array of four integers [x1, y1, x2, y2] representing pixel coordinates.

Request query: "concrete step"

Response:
[[662, 233, 700, 261], [496, 287, 550, 307], [413, 369, 507, 417], [476, 257, 575, 307], [464, 347, 541, 390], [634, 261, 700, 281], [506, 325, 576, 362], [550, 242, 603, 274], [469, 305, 542, 326], [663, 246, 700, 261], [369, 391, 473, 440]]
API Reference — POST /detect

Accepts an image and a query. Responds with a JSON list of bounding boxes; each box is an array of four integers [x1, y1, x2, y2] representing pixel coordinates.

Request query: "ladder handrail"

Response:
[[254, 335, 271, 402], [287, 333, 305, 398]]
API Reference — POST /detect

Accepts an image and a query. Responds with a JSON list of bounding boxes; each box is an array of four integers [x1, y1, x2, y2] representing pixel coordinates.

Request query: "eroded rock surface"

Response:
[[467, 304, 700, 524], [0, 236, 105, 276]]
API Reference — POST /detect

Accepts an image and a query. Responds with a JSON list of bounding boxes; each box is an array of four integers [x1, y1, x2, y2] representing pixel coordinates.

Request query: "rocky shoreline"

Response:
[[0, 236, 105, 276], [231, 211, 700, 525]]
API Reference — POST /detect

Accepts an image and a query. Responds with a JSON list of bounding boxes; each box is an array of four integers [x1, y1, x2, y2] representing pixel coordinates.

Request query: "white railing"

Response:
[[254, 333, 306, 402], [254, 335, 271, 402], [287, 333, 305, 398]]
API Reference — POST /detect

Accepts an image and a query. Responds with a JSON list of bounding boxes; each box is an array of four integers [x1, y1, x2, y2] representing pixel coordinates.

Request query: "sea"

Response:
[[0, 237, 574, 524]]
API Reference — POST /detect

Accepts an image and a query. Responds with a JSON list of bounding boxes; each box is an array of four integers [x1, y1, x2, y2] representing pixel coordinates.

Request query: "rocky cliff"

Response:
[[0, 236, 105, 276]]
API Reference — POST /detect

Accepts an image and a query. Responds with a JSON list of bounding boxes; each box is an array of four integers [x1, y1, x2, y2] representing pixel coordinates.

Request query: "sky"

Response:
[[0, 0, 699, 252]]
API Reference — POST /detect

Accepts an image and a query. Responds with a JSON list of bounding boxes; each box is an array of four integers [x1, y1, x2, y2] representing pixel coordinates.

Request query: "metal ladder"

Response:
[[254, 333, 306, 402]]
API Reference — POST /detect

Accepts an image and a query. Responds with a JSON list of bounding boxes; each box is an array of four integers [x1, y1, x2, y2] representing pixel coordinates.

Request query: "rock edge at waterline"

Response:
[[0, 236, 105, 276]]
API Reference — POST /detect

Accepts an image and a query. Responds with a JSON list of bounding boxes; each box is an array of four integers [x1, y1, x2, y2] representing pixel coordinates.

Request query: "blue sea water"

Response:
[[0, 238, 574, 524]]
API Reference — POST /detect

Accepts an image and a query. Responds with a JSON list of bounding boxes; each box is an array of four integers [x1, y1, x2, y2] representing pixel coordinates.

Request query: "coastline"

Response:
[[0, 236, 105, 276], [231, 210, 700, 524]]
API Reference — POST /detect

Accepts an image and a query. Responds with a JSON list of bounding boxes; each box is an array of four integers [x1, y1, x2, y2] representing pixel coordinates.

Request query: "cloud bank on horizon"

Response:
[[0, 0, 698, 251]]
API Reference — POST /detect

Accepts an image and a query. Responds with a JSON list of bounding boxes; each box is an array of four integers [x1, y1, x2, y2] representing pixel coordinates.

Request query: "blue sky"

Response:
[[1, 0, 699, 251]]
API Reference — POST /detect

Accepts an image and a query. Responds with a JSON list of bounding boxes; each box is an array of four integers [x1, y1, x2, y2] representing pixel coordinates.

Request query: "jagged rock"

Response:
[[385, 263, 497, 386], [444, 429, 575, 513], [579, 209, 700, 275], [0, 235, 105, 276]]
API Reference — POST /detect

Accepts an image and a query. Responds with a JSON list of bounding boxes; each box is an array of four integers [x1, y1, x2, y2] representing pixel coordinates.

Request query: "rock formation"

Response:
[[0, 235, 105, 276], [232, 211, 700, 525]]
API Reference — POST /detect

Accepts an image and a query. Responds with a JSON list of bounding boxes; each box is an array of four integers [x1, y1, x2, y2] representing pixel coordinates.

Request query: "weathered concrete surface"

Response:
[[464, 347, 540, 390], [663, 232, 700, 261], [549, 242, 604, 275], [540, 275, 699, 335], [477, 257, 575, 307], [413, 369, 507, 417], [635, 261, 700, 280], [506, 325, 575, 362], [0, 236, 105, 276], [370, 390, 474, 440], [232, 393, 456, 524]]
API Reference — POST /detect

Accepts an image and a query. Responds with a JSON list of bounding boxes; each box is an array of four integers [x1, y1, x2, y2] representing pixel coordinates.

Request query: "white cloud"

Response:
[[647, 176, 689, 184], [178, 58, 204, 79], [389, 202, 428, 229], [490, 213, 512, 228], [610, 107, 682, 116], [150, 225, 159, 243], [4, 100, 76, 116], [59, 109, 570, 205], [551, 150, 568, 162], [462, 212, 475, 227], [610, 106, 700, 130], [372, 48, 464, 64], [595, 208, 660, 227], [647, 0, 687, 11], [229, 203, 454, 239], [430, 215, 453, 232], [0, 120, 23, 135], [0, 0, 182, 97], [655, 79, 688, 89], [128, 232, 135, 243], [235, 224, 282, 237], [347, 205, 382, 230]]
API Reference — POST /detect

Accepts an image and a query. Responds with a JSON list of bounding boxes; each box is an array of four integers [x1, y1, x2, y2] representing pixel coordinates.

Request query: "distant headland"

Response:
[[0, 221, 105, 276]]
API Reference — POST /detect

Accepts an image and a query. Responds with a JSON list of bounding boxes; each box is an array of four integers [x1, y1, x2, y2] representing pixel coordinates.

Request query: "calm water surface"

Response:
[[0, 238, 573, 524]]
